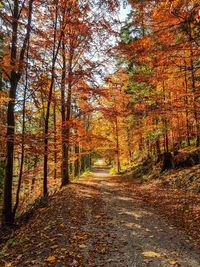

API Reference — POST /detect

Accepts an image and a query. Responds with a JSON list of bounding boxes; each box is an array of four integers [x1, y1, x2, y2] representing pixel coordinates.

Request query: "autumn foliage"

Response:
[[0, 0, 200, 226], [0, 0, 120, 225]]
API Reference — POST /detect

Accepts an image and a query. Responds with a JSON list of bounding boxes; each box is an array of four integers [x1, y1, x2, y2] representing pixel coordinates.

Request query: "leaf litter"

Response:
[[0, 169, 199, 266]]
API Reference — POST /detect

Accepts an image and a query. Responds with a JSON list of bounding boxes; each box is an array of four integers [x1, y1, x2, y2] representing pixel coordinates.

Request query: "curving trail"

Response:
[[1, 167, 199, 266]]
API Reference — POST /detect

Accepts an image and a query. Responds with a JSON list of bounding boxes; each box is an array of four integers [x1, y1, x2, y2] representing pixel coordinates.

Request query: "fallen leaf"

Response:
[[41, 233, 48, 238], [44, 256, 56, 263], [169, 260, 179, 265], [76, 235, 85, 240], [142, 251, 162, 258], [50, 245, 58, 249], [16, 254, 23, 260], [73, 259, 78, 265], [60, 224, 64, 227], [79, 244, 86, 248], [100, 248, 106, 253]]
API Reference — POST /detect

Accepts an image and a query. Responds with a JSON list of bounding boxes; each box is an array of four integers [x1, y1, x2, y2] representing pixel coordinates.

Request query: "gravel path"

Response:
[[77, 168, 200, 267]]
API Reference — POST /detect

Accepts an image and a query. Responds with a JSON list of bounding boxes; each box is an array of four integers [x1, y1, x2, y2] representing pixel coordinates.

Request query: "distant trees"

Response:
[[115, 0, 200, 162], [91, 1, 200, 170]]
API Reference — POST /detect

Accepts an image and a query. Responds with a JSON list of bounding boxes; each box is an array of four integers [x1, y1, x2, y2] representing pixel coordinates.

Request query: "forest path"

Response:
[[1, 168, 199, 266]]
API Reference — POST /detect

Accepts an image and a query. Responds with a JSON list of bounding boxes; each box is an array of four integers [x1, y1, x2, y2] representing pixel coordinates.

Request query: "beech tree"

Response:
[[1, 0, 34, 225], [0, 0, 121, 225]]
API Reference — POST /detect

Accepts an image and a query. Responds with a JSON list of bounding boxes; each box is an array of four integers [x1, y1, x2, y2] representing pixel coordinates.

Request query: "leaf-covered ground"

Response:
[[0, 168, 200, 266]]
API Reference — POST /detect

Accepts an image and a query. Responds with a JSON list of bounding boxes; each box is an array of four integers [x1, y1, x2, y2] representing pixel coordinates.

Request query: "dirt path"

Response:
[[0, 168, 199, 266]]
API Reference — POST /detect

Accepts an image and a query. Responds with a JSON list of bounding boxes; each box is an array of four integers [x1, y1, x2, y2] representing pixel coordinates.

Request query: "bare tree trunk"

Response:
[[115, 116, 120, 173], [53, 89, 57, 180]]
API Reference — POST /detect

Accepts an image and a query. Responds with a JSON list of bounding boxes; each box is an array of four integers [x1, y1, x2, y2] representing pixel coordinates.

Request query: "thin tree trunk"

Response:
[[60, 39, 68, 185], [163, 119, 169, 152], [126, 126, 132, 164], [12, 43, 30, 218], [156, 137, 161, 162], [190, 57, 199, 147], [115, 116, 120, 173], [187, 21, 199, 147], [74, 108, 80, 177], [53, 90, 57, 180], [162, 81, 169, 152], [74, 144, 80, 177], [43, 1, 69, 195], [61, 40, 74, 186], [43, 2, 58, 196], [184, 60, 190, 146]]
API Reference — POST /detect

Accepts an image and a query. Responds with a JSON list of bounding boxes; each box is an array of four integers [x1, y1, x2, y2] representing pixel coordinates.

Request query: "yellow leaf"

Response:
[[61, 248, 67, 252], [44, 256, 56, 263], [76, 235, 85, 240], [60, 224, 64, 227], [79, 244, 86, 248], [142, 251, 162, 258], [169, 261, 178, 265], [101, 233, 105, 238], [73, 259, 78, 265]]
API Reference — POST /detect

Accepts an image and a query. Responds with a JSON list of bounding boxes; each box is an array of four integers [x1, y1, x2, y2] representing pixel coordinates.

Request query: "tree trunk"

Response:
[[187, 21, 199, 147], [3, 0, 33, 225], [190, 57, 199, 147], [60, 39, 68, 185], [53, 90, 57, 180], [61, 40, 74, 186], [115, 116, 120, 173], [74, 144, 80, 177], [43, 3, 59, 196], [184, 60, 190, 146], [163, 119, 169, 152], [156, 137, 161, 162], [12, 43, 29, 218]]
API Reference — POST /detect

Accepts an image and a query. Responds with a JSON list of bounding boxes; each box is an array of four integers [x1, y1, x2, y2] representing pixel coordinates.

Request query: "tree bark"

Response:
[[53, 88, 57, 180], [3, 0, 33, 225], [12, 42, 29, 218], [60, 39, 68, 185], [115, 116, 120, 173], [61, 39, 74, 186], [74, 144, 80, 177], [184, 60, 190, 146]]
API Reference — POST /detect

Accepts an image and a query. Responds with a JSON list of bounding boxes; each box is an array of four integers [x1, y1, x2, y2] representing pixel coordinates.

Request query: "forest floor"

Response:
[[0, 167, 200, 267]]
